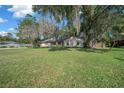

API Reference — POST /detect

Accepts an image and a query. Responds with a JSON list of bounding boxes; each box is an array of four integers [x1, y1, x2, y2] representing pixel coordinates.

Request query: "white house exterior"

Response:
[[64, 37, 84, 47], [40, 43, 51, 47], [41, 37, 84, 47]]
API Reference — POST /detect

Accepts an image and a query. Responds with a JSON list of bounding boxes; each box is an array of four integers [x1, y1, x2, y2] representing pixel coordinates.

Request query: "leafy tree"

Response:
[[17, 5, 124, 49], [0, 32, 13, 42], [17, 14, 41, 47]]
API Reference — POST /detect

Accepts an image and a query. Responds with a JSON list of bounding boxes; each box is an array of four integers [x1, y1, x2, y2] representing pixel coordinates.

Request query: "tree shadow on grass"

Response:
[[111, 48, 124, 52], [76, 48, 110, 53], [48, 47, 71, 51], [114, 57, 124, 61]]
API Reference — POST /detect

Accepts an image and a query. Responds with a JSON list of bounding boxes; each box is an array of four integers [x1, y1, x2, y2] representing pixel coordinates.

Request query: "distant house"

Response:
[[41, 36, 84, 47], [0, 41, 20, 48], [0, 41, 33, 48]]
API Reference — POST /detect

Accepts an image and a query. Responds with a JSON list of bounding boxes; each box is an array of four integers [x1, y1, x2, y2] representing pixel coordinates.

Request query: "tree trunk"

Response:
[[75, 6, 81, 36], [84, 38, 91, 48], [109, 41, 116, 51]]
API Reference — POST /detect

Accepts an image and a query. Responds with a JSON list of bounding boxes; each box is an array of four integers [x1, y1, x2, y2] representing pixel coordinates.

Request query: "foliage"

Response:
[[17, 6, 124, 48], [0, 33, 14, 42], [17, 14, 41, 47]]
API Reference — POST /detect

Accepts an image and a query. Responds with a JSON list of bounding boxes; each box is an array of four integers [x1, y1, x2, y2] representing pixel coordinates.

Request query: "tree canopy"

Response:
[[17, 5, 124, 48]]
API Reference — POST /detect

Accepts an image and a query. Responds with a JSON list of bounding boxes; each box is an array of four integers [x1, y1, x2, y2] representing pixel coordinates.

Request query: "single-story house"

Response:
[[0, 41, 20, 48], [41, 36, 84, 47]]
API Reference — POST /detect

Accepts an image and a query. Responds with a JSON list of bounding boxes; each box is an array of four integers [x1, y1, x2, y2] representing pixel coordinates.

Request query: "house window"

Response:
[[77, 42, 79, 46], [67, 42, 69, 46]]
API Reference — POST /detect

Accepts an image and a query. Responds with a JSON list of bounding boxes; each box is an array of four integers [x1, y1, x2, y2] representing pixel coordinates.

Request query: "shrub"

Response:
[[0, 46, 7, 48], [9, 46, 16, 48]]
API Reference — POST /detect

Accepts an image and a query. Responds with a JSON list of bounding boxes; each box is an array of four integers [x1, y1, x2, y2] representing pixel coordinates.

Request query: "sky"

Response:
[[0, 5, 68, 38], [0, 5, 33, 37]]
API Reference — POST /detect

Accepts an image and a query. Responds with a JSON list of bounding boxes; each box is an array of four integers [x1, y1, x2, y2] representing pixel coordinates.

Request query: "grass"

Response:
[[0, 47, 124, 87]]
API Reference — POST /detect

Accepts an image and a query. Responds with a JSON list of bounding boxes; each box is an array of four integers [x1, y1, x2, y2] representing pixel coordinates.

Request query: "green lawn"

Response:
[[0, 48, 124, 87]]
